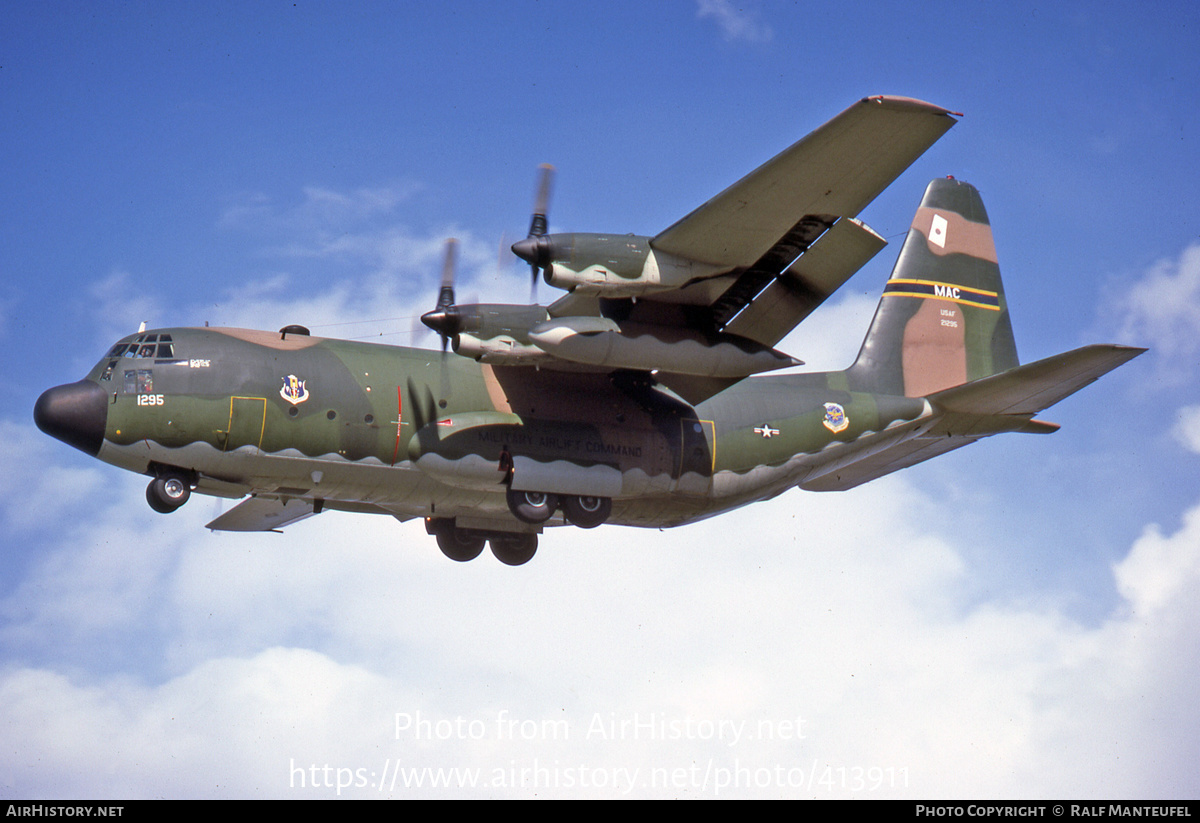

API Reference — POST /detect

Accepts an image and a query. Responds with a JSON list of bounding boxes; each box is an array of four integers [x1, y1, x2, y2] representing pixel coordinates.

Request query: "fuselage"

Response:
[[37, 325, 930, 533]]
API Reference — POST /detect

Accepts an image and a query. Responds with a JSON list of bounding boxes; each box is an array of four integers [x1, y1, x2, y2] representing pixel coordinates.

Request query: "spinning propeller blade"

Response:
[[420, 238, 461, 351], [512, 164, 554, 302]]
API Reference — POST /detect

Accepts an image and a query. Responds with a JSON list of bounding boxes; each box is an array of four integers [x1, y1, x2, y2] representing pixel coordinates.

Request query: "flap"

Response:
[[722, 216, 888, 346], [206, 496, 320, 532]]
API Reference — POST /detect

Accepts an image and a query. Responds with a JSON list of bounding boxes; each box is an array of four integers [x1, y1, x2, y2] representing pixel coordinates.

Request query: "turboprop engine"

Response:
[[511, 233, 726, 298]]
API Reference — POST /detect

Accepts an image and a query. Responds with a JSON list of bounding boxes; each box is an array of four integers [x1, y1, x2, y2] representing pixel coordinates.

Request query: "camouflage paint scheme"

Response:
[[35, 99, 1143, 564]]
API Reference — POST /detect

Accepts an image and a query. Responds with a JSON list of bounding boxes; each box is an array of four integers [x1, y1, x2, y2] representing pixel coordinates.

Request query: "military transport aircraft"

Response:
[[34, 96, 1143, 566]]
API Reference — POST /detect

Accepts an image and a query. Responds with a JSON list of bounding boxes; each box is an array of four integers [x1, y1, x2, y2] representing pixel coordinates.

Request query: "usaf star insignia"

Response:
[[754, 424, 780, 438]]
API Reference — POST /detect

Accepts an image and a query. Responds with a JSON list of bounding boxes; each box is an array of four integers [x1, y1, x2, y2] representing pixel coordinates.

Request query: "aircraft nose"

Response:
[[34, 380, 108, 457]]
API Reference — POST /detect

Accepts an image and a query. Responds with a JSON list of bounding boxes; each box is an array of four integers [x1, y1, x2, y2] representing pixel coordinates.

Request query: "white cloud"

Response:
[[0, 421, 114, 535], [193, 236, 461, 346], [218, 185, 419, 237], [777, 290, 878, 372], [696, 0, 773, 44], [1115, 242, 1200, 359], [83, 270, 164, 352], [1115, 505, 1200, 618], [1174, 405, 1200, 454]]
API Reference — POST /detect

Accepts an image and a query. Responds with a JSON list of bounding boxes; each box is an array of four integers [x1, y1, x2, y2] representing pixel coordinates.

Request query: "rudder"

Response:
[[846, 177, 1019, 397]]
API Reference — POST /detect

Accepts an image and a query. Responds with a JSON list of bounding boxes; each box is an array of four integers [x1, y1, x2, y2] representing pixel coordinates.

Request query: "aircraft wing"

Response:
[[651, 96, 959, 269], [515, 97, 961, 404], [542, 97, 957, 395], [799, 345, 1145, 492]]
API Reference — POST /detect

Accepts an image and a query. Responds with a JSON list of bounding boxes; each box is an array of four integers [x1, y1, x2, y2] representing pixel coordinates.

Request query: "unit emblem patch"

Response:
[[822, 402, 848, 433], [280, 375, 310, 405]]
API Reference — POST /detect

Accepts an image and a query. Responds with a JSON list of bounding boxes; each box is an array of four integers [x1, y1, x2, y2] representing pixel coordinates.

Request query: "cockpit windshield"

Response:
[[106, 333, 174, 360]]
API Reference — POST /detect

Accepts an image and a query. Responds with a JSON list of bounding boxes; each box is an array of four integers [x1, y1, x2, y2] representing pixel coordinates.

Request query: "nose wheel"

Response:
[[146, 474, 191, 513]]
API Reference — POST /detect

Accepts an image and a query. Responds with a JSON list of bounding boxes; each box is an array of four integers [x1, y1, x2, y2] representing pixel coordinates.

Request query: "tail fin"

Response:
[[846, 177, 1019, 397]]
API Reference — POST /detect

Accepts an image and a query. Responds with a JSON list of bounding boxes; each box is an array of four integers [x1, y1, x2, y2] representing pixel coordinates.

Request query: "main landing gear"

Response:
[[505, 487, 612, 529], [146, 471, 192, 514], [434, 527, 486, 562], [426, 518, 539, 566]]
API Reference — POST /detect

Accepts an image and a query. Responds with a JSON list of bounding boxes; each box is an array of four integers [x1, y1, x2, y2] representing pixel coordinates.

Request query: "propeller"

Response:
[[406, 377, 438, 432], [420, 238, 461, 351], [511, 164, 555, 302]]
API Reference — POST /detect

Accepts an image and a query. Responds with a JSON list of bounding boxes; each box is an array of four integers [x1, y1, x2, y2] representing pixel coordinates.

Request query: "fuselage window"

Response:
[[124, 369, 154, 393]]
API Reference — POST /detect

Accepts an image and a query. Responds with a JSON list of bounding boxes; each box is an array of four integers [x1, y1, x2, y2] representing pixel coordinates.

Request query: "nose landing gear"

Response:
[[146, 473, 192, 513]]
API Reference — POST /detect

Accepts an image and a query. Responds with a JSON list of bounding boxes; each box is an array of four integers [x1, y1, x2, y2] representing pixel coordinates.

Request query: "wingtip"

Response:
[[863, 95, 963, 117]]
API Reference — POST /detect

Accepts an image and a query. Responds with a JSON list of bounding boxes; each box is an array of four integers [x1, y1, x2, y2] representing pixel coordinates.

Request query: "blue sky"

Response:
[[3, 0, 1199, 798]]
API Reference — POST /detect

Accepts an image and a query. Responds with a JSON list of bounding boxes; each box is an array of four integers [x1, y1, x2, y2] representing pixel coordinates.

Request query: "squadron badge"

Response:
[[822, 402, 848, 433], [280, 374, 310, 405]]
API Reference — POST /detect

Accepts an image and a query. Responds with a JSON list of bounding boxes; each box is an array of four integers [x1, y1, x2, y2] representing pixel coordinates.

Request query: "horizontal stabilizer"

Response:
[[929, 344, 1146, 416], [206, 496, 321, 532], [801, 344, 1145, 492]]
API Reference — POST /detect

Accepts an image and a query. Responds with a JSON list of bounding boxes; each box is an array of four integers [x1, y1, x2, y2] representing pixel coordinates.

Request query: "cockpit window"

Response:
[[108, 333, 174, 359]]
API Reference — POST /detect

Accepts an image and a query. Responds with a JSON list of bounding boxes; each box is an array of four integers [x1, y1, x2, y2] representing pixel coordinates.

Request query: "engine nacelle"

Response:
[[528, 317, 801, 377], [516, 233, 726, 298], [452, 332, 551, 365], [438, 304, 553, 364]]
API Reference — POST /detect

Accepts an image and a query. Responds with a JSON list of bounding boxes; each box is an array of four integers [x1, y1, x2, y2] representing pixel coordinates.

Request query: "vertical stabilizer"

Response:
[[846, 177, 1019, 397]]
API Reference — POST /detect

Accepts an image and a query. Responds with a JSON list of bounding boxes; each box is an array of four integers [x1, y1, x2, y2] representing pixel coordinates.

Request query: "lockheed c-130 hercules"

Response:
[[34, 96, 1143, 566]]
